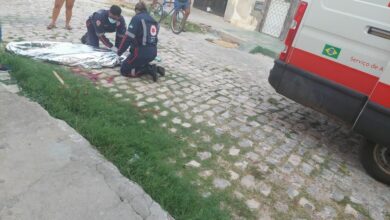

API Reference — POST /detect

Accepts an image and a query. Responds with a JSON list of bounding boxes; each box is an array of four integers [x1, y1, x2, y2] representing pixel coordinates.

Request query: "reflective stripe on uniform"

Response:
[[141, 19, 147, 46], [126, 31, 135, 38]]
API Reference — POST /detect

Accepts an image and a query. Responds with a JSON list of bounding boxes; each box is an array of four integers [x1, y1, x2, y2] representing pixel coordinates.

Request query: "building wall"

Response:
[[224, 0, 266, 31]]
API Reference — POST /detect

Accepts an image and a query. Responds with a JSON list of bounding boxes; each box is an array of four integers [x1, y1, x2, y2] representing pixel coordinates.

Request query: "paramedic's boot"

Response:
[[157, 66, 165, 76], [81, 34, 87, 44], [148, 64, 158, 82]]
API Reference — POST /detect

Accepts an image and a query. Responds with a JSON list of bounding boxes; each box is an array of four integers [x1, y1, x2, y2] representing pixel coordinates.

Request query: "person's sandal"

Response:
[[65, 25, 72, 30], [47, 23, 56, 30]]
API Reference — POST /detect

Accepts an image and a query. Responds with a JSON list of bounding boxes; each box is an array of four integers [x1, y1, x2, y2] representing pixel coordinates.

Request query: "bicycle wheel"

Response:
[[149, 2, 163, 22], [170, 10, 185, 34]]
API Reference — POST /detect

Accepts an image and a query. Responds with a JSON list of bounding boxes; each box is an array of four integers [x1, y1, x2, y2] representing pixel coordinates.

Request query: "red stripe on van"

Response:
[[288, 48, 378, 95], [370, 82, 390, 109]]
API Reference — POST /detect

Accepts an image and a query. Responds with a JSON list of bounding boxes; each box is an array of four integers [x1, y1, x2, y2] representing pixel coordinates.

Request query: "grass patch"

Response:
[[0, 50, 231, 220], [250, 45, 278, 58]]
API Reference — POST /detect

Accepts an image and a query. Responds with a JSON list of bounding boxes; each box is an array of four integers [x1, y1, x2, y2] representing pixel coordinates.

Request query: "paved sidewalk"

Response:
[[0, 72, 171, 220], [189, 8, 284, 54]]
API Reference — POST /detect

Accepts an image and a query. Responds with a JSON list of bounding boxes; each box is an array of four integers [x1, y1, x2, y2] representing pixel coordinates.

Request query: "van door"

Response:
[[284, 0, 390, 123], [354, 60, 390, 146]]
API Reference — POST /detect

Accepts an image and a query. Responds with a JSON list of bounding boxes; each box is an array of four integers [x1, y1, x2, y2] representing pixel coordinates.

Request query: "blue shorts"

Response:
[[174, 0, 190, 10]]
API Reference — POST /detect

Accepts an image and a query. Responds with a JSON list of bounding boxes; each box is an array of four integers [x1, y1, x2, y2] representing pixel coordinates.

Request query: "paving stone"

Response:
[[234, 161, 248, 170], [172, 117, 182, 124], [193, 115, 204, 123], [197, 152, 212, 161], [212, 143, 224, 152], [199, 170, 213, 178], [160, 111, 169, 117], [257, 163, 269, 173], [238, 139, 253, 148], [287, 186, 300, 199], [185, 160, 201, 168], [137, 101, 147, 107], [202, 135, 211, 142], [288, 154, 302, 166], [274, 202, 289, 213], [301, 162, 314, 176], [298, 197, 315, 212], [229, 147, 240, 156], [239, 125, 252, 133], [156, 94, 168, 100], [229, 170, 240, 180], [246, 199, 260, 209], [204, 110, 215, 117], [213, 178, 231, 189], [280, 162, 294, 174], [146, 97, 158, 103], [257, 182, 272, 197], [240, 175, 256, 189], [114, 93, 123, 98], [344, 204, 359, 218], [317, 206, 337, 220], [312, 155, 325, 164], [181, 122, 191, 128], [245, 152, 259, 162]]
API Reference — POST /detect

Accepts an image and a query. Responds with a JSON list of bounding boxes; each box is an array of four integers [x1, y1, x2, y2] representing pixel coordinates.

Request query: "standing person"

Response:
[[81, 5, 126, 52], [117, 2, 161, 81], [173, 0, 191, 30], [47, 0, 75, 30]]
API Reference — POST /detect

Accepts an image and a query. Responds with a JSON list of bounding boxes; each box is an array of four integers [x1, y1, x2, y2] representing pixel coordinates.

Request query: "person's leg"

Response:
[[182, 1, 191, 29], [121, 48, 140, 76], [65, 0, 75, 30], [86, 21, 99, 47], [48, 0, 66, 29], [172, 1, 181, 27]]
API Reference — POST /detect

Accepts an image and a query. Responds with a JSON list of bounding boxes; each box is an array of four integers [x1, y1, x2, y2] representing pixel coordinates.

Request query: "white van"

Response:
[[269, 0, 390, 184]]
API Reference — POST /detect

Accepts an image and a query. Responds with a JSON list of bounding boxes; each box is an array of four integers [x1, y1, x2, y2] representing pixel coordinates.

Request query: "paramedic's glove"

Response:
[[110, 46, 118, 53]]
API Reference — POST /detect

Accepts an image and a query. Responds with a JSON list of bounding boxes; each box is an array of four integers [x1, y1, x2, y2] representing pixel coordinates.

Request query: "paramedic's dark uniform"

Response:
[[117, 11, 159, 76], [83, 10, 126, 48]]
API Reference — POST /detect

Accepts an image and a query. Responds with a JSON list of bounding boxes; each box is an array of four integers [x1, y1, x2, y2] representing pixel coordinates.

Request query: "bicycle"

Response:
[[149, 0, 187, 34]]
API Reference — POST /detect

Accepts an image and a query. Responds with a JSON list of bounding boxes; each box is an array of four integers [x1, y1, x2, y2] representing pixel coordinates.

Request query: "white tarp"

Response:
[[6, 41, 122, 69]]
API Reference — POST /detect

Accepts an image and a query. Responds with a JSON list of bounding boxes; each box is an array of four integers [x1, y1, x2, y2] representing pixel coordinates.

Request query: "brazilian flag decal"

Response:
[[322, 44, 341, 59]]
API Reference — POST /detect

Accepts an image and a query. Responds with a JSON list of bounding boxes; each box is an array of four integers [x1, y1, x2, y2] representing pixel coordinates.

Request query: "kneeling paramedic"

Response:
[[117, 2, 164, 81], [81, 5, 126, 52]]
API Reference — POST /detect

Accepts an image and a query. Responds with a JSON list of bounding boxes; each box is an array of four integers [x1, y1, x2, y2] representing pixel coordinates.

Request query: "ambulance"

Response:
[[268, 0, 390, 184]]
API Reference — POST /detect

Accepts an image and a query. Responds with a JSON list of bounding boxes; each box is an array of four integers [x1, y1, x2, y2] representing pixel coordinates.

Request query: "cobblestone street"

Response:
[[1, 0, 389, 219]]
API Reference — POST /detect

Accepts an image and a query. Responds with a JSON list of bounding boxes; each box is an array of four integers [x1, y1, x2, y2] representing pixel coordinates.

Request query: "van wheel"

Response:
[[360, 142, 390, 185]]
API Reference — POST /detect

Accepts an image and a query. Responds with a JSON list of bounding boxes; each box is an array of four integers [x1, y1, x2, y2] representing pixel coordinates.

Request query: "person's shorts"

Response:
[[174, 0, 190, 10]]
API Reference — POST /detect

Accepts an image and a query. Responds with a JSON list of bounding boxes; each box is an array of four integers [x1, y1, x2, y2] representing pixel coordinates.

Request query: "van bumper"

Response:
[[269, 60, 390, 147], [354, 102, 390, 146], [269, 60, 367, 124]]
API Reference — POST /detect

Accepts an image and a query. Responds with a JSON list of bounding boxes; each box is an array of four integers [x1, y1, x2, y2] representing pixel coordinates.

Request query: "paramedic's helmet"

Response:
[[135, 2, 147, 14]]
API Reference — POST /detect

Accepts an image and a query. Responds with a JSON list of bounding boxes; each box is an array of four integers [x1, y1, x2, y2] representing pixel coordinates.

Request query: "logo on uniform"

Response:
[[322, 44, 341, 59], [150, 25, 157, 36]]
